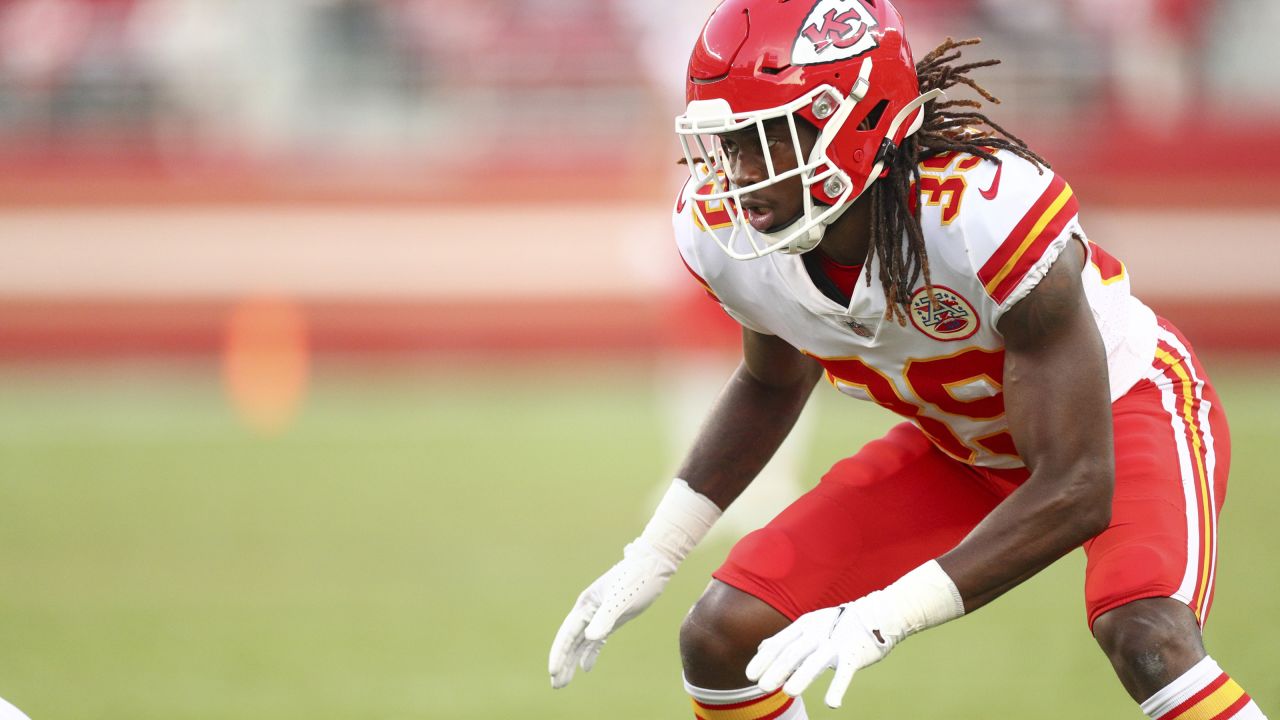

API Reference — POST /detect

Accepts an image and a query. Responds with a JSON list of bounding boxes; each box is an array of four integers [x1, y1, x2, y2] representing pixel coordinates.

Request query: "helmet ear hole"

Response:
[[859, 99, 890, 131]]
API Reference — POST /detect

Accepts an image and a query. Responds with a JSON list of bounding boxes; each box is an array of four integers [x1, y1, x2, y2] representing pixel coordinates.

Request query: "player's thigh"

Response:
[[1083, 324, 1230, 630], [713, 422, 1007, 620]]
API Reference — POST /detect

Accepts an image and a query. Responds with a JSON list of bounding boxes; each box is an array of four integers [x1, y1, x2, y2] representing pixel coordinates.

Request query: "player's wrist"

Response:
[[859, 559, 965, 642], [637, 479, 722, 565]]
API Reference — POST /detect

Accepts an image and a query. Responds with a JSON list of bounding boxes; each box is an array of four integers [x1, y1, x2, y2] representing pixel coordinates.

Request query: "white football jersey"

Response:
[[675, 151, 1158, 470]]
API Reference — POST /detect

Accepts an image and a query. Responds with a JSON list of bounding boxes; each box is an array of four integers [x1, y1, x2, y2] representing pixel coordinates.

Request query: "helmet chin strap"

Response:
[[764, 200, 852, 255], [767, 86, 946, 255]]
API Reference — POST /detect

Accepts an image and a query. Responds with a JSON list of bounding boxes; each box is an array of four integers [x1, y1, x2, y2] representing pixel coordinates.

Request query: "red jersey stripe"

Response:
[[978, 174, 1068, 285], [985, 190, 1080, 304], [674, 177, 692, 213], [979, 173, 1083, 304], [681, 256, 721, 302]]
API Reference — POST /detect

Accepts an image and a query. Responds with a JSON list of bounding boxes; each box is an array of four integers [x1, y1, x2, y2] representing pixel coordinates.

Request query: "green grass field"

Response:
[[0, 358, 1275, 719]]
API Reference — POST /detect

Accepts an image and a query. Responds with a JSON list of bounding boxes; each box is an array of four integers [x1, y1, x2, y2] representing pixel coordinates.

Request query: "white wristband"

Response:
[[870, 559, 966, 638], [637, 479, 722, 565]]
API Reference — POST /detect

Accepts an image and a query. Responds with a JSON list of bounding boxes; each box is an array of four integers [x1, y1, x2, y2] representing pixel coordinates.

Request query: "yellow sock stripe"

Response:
[[690, 690, 790, 720], [983, 184, 1075, 294], [1168, 678, 1246, 720], [1155, 347, 1214, 618]]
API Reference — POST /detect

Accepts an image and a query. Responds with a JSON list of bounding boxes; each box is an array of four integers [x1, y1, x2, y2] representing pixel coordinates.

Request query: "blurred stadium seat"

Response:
[[1, 0, 1278, 359]]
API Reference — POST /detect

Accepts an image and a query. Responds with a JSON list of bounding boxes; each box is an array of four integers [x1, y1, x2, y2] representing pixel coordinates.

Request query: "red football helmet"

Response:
[[675, 0, 941, 259]]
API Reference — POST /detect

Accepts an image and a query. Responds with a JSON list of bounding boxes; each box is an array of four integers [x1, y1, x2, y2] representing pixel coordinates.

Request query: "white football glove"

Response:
[[548, 538, 677, 688], [745, 560, 965, 708], [548, 479, 721, 689], [746, 594, 898, 708]]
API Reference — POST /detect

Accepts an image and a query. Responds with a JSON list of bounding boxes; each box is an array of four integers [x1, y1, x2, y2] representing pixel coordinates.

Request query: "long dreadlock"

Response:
[[869, 38, 1048, 324]]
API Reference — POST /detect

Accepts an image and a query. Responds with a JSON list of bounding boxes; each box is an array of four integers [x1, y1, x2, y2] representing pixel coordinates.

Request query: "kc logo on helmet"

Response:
[[792, 0, 879, 66]]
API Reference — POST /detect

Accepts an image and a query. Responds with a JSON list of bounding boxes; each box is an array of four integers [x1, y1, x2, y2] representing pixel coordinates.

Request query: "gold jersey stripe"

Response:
[[983, 185, 1075, 295]]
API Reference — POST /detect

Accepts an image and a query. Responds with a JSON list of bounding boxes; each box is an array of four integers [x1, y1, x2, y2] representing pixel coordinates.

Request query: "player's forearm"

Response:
[[676, 359, 822, 510], [939, 239, 1115, 612], [937, 458, 1113, 612]]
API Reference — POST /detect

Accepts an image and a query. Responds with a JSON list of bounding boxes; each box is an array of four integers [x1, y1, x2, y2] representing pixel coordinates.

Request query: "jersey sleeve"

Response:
[[960, 155, 1084, 322], [672, 180, 773, 335]]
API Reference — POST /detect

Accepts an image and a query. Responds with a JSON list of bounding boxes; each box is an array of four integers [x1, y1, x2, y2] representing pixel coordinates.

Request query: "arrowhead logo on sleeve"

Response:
[[909, 286, 980, 341], [792, 0, 879, 66]]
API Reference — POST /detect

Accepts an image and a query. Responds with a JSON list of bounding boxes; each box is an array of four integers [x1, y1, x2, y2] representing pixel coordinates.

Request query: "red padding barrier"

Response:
[[0, 295, 1273, 360]]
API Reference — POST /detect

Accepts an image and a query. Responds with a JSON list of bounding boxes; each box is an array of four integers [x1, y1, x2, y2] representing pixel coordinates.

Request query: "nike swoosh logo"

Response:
[[980, 162, 1002, 200]]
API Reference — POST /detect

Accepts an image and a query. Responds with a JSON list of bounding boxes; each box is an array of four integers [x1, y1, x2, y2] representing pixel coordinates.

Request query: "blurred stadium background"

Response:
[[0, 0, 1276, 718]]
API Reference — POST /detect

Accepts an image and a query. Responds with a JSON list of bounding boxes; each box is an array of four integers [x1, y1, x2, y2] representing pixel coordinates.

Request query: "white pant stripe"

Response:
[[1150, 326, 1218, 624]]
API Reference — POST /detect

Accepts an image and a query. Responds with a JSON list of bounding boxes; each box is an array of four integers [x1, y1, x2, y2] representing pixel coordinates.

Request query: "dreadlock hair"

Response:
[[869, 37, 1048, 325]]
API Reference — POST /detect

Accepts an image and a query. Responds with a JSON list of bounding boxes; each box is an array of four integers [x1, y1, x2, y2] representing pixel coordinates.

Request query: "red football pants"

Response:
[[713, 320, 1230, 629]]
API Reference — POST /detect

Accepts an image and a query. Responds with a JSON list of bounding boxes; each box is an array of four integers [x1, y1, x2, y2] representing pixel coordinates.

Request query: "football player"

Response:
[[550, 1, 1267, 718]]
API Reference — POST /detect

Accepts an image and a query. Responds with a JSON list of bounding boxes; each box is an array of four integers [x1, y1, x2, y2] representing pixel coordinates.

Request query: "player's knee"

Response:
[[680, 581, 790, 689], [1093, 598, 1206, 697]]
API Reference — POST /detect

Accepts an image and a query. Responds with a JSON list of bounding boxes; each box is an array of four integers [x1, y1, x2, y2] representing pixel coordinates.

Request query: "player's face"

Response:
[[719, 118, 819, 233]]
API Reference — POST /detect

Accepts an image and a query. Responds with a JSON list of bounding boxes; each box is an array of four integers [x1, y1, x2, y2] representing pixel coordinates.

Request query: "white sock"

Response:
[[684, 678, 808, 720], [1140, 656, 1267, 719]]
